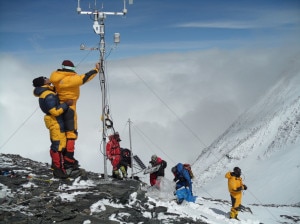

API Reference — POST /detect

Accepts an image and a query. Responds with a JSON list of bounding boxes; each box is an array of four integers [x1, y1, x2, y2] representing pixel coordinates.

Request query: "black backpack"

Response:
[[120, 148, 131, 167]]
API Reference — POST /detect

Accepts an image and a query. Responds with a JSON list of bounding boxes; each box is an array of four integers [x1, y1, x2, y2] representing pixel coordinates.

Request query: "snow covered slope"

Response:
[[192, 67, 300, 206]]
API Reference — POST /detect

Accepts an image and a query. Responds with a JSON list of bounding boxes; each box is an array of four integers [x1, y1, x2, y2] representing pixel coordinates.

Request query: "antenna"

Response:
[[128, 118, 134, 178], [77, 0, 81, 12], [77, 0, 132, 180]]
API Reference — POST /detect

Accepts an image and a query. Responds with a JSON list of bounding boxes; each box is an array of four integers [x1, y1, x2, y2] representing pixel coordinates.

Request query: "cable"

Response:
[[130, 121, 176, 165], [247, 190, 279, 222], [128, 66, 208, 149], [126, 66, 233, 171], [0, 107, 39, 150], [76, 44, 96, 68]]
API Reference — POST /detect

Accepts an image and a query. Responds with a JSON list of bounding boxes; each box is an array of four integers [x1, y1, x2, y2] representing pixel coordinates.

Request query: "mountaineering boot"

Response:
[[50, 150, 68, 179], [64, 156, 79, 170], [65, 168, 88, 179], [66, 168, 82, 178], [176, 198, 184, 205], [64, 139, 80, 170], [120, 166, 127, 179], [229, 208, 239, 219], [113, 170, 122, 180]]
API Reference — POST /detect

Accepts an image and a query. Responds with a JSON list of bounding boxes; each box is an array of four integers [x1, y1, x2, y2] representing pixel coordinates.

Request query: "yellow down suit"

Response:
[[50, 68, 99, 139], [33, 85, 69, 153], [50, 66, 99, 167], [225, 171, 246, 219]]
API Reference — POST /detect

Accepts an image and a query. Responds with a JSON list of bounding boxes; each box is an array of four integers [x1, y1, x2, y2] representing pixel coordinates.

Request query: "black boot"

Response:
[[50, 150, 68, 179], [63, 150, 80, 170], [64, 159, 80, 170], [65, 168, 82, 178], [52, 166, 68, 179]]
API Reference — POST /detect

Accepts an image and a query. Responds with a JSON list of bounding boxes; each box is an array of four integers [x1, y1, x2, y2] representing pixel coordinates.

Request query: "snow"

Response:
[[90, 199, 125, 215]]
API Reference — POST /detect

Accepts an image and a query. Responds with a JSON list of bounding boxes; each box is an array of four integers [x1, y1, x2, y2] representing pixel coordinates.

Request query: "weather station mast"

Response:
[[76, 0, 133, 180]]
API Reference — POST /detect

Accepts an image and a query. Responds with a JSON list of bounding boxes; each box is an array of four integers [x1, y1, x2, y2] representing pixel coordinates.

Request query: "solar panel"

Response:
[[133, 155, 146, 169]]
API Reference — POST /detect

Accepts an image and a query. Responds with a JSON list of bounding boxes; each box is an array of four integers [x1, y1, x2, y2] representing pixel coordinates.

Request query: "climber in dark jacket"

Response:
[[33, 76, 72, 179], [149, 155, 167, 187]]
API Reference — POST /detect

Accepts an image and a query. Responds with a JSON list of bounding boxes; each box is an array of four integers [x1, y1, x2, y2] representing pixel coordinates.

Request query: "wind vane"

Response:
[[76, 0, 133, 180]]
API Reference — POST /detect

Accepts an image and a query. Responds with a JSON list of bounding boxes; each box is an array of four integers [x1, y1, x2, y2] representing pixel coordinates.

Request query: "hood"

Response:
[[225, 171, 232, 179]]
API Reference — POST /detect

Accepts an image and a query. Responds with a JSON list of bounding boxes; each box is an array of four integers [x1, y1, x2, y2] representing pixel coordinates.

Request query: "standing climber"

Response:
[[149, 155, 167, 188], [225, 167, 248, 220], [106, 132, 127, 179], [119, 148, 132, 178], [50, 60, 100, 170], [33, 76, 72, 179]]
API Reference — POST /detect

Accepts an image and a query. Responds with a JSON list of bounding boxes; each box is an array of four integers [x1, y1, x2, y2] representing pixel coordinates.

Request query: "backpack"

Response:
[[120, 148, 132, 167], [183, 164, 194, 179], [121, 148, 131, 158]]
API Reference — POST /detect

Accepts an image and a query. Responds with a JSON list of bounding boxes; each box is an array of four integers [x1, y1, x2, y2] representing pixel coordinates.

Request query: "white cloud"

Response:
[[175, 8, 300, 29]]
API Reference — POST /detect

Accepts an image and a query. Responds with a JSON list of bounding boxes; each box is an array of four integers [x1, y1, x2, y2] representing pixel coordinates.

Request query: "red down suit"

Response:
[[106, 135, 121, 171]]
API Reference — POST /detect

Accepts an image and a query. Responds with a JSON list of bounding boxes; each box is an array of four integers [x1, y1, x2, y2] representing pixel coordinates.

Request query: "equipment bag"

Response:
[[183, 164, 194, 179]]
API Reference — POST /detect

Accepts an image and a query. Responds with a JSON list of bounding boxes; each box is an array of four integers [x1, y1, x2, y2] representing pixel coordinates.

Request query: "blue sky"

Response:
[[0, 0, 299, 173], [1, 0, 299, 63]]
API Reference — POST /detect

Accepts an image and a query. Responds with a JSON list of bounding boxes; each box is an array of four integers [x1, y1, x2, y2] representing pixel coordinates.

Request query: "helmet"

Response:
[[114, 132, 121, 142], [151, 154, 157, 163], [122, 149, 130, 157], [171, 166, 177, 174], [233, 167, 241, 177]]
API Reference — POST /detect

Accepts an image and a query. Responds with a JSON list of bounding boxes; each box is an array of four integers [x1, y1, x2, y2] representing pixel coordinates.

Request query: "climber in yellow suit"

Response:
[[225, 167, 248, 219], [50, 60, 100, 170]]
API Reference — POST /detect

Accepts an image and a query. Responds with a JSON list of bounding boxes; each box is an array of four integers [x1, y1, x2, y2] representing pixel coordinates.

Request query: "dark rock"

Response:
[[0, 153, 208, 224]]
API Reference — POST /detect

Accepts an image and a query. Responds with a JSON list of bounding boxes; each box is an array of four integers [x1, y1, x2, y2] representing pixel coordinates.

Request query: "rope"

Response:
[[0, 107, 39, 150], [128, 66, 208, 150], [123, 66, 232, 171], [123, 66, 230, 174], [130, 122, 176, 165], [247, 190, 279, 221]]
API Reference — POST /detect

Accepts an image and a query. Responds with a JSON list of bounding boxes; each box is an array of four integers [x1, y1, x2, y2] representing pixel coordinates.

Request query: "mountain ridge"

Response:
[[192, 71, 300, 205]]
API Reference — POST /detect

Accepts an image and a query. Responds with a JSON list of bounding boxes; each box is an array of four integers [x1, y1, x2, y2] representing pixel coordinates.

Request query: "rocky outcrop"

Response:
[[0, 154, 206, 224]]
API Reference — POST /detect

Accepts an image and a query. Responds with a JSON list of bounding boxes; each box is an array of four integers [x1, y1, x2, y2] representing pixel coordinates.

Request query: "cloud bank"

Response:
[[0, 47, 299, 180]]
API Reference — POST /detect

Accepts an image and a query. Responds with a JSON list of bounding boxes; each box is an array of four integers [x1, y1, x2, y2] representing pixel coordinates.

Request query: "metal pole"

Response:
[[99, 16, 108, 180], [100, 66, 108, 180], [77, 0, 130, 180], [128, 118, 134, 178]]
